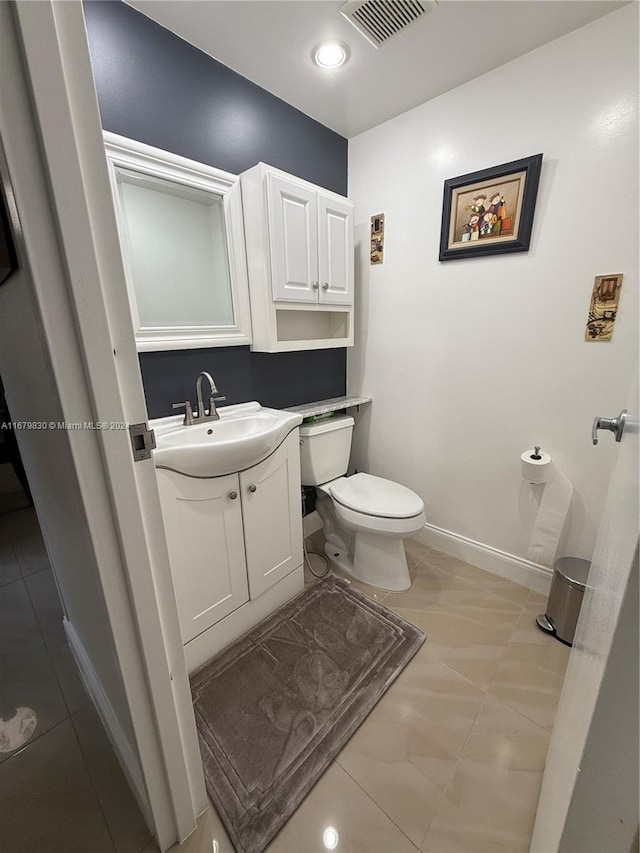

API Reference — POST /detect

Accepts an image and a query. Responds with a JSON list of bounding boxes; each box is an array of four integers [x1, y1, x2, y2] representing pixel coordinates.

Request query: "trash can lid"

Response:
[[554, 557, 591, 590]]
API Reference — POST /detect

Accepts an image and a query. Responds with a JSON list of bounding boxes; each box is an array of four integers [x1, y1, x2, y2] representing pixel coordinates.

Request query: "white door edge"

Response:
[[531, 372, 639, 851], [11, 2, 204, 848]]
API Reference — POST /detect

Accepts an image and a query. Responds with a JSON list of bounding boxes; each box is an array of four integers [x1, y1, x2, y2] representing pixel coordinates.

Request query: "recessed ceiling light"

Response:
[[313, 41, 349, 69]]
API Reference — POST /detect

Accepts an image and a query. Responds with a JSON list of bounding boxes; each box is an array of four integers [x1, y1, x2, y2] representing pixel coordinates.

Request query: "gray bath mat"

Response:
[[190, 574, 425, 853]]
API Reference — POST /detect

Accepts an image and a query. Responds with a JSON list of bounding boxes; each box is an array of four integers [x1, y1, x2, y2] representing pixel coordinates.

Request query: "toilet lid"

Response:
[[329, 473, 424, 519]]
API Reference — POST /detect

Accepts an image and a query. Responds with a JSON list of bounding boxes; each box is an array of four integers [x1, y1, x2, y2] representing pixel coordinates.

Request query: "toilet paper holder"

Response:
[[592, 410, 627, 445]]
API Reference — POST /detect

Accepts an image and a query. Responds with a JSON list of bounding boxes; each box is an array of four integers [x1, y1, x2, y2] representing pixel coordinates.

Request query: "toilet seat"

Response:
[[331, 499, 426, 538], [328, 473, 424, 520]]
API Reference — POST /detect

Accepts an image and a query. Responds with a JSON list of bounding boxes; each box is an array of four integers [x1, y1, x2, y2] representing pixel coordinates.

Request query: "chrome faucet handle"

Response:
[[207, 394, 226, 421], [172, 401, 194, 426]]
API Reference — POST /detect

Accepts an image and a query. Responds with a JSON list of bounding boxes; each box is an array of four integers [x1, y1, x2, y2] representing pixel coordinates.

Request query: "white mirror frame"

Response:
[[103, 132, 252, 351]]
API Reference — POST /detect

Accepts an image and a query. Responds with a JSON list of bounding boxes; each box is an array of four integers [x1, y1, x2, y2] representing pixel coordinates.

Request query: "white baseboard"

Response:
[[64, 619, 153, 830], [415, 522, 553, 595], [303, 510, 322, 538]]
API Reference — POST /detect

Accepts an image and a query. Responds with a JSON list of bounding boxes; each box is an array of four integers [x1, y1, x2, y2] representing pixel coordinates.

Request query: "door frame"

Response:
[[8, 1, 204, 847]]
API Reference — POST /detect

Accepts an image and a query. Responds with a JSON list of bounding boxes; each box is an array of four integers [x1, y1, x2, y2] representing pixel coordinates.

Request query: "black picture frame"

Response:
[[439, 153, 543, 261]]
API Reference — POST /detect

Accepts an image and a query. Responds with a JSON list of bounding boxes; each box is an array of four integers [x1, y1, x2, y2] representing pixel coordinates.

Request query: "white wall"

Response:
[[348, 5, 638, 574]]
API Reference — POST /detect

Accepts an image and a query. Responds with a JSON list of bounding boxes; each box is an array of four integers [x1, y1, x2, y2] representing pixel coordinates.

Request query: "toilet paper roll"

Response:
[[522, 452, 573, 569], [521, 449, 553, 484]]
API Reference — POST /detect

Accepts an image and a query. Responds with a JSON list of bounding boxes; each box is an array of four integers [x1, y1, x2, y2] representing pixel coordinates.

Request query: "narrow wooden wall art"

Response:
[[585, 273, 624, 341], [370, 213, 384, 264]]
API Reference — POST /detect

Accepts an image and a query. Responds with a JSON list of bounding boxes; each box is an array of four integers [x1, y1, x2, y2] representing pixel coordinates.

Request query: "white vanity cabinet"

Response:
[[156, 430, 303, 670], [242, 163, 354, 352]]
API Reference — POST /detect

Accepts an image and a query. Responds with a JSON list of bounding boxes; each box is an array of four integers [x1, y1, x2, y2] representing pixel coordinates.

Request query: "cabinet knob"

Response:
[[322, 282, 329, 291], [312, 281, 319, 290], [229, 491, 238, 500], [248, 484, 257, 493]]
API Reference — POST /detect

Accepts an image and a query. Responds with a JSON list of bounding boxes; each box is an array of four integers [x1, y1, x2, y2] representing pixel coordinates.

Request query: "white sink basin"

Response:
[[151, 402, 303, 477]]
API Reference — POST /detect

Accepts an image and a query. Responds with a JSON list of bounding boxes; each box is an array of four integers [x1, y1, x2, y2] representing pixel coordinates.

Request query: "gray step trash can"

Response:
[[536, 557, 591, 646]]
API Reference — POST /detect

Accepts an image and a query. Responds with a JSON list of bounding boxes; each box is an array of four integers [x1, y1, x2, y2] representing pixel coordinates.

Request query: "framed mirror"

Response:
[[104, 132, 252, 351]]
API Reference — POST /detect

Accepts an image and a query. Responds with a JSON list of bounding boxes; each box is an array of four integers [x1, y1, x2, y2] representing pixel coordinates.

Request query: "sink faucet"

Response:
[[195, 371, 226, 421]]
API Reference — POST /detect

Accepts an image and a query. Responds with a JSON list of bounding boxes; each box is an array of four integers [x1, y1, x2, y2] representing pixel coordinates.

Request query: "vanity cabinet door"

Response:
[[156, 469, 249, 644], [318, 193, 354, 305], [240, 431, 303, 599], [267, 173, 318, 304]]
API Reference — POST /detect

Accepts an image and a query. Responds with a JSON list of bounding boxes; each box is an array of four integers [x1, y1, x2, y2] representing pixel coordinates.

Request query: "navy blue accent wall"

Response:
[[83, 0, 348, 418], [139, 346, 347, 420]]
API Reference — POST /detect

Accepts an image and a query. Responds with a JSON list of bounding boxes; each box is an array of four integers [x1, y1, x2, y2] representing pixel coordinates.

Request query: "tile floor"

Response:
[[164, 531, 570, 853], [0, 502, 153, 853], [0, 504, 569, 853]]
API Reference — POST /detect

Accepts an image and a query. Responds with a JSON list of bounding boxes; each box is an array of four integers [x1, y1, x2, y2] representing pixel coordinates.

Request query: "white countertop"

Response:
[[283, 395, 371, 418]]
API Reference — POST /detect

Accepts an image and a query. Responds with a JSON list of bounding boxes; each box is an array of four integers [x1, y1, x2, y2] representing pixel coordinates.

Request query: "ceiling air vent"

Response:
[[340, 0, 437, 48]]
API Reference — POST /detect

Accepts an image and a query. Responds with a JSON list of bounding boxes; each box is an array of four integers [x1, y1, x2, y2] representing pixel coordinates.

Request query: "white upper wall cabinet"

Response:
[[266, 171, 353, 306], [242, 163, 354, 352], [104, 132, 252, 351]]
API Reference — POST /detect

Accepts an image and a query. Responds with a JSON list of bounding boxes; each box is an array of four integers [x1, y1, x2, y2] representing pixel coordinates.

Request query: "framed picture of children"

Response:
[[439, 153, 542, 261]]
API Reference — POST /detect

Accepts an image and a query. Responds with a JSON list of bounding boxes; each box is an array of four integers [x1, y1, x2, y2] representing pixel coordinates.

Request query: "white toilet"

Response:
[[299, 414, 426, 591]]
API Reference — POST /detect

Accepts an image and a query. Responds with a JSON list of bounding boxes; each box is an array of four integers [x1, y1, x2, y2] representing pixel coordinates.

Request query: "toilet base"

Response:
[[324, 534, 411, 592], [316, 490, 414, 592], [324, 541, 354, 580]]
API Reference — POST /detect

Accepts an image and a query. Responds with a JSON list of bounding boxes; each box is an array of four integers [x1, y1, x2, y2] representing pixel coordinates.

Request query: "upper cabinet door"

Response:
[[267, 173, 318, 303], [318, 194, 354, 305]]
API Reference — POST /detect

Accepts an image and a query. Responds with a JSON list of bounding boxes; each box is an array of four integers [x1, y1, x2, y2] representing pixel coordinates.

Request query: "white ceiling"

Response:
[[127, 0, 627, 138]]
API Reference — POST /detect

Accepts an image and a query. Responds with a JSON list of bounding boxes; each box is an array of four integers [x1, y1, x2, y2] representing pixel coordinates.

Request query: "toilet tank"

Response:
[[299, 414, 354, 486]]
